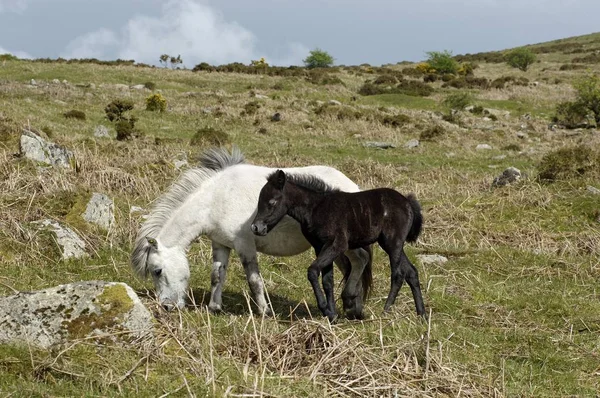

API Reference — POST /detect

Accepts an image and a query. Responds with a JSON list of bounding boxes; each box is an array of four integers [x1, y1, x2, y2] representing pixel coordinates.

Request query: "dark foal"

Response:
[[251, 169, 426, 321]]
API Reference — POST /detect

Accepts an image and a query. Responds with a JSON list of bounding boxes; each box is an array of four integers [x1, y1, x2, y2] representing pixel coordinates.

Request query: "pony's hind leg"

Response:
[[401, 251, 426, 317], [339, 249, 369, 320], [208, 242, 231, 313]]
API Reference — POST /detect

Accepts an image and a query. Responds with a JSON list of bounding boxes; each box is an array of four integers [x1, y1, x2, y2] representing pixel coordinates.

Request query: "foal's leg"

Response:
[[208, 241, 231, 313], [401, 250, 426, 317], [236, 240, 271, 316], [339, 248, 369, 320], [308, 242, 346, 322], [379, 235, 406, 312]]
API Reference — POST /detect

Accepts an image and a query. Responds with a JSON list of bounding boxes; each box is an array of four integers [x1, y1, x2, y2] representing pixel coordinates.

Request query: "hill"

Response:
[[0, 32, 599, 396]]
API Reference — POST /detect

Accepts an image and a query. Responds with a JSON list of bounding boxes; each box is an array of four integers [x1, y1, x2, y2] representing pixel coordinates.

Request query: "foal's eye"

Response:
[[268, 199, 277, 207], [153, 269, 163, 277]]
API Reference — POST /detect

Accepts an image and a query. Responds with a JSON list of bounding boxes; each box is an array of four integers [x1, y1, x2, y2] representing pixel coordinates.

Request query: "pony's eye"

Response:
[[268, 199, 277, 207], [153, 268, 163, 277]]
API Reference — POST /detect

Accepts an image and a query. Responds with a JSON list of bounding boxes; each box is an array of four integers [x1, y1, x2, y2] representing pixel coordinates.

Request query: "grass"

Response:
[[1, 33, 600, 397]]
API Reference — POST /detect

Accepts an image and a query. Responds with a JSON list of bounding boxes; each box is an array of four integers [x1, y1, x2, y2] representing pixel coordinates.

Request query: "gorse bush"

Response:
[[443, 92, 472, 111], [105, 99, 134, 122], [145, 93, 167, 112], [425, 50, 459, 74], [505, 47, 537, 72], [190, 127, 229, 146], [553, 101, 589, 128], [144, 81, 156, 90], [420, 124, 446, 141], [573, 74, 600, 126], [538, 145, 600, 182], [63, 110, 86, 120]]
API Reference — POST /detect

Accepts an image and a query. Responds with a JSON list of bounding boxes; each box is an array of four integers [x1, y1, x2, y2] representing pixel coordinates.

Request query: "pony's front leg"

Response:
[[340, 248, 369, 320], [308, 243, 344, 322], [208, 242, 231, 313], [236, 241, 271, 316]]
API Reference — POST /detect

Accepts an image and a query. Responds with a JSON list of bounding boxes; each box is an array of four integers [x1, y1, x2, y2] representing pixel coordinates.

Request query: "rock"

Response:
[[483, 117, 492, 122], [328, 100, 342, 106], [465, 105, 475, 112], [20, 128, 75, 168], [315, 100, 325, 107], [516, 132, 528, 139], [364, 141, 396, 149], [83, 193, 115, 230], [61, 79, 68, 84], [51, 79, 60, 84], [34, 219, 88, 259], [587, 186, 600, 195], [202, 107, 213, 114], [405, 139, 420, 149], [89, 83, 96, 90], [29, 79, 37, 86], [492, 155, 507, 160], [0, 281, 153, 349], [417, 254, 448, 265], [93, 125, 110, 138], [254, 94, 268, 99], [492, 167, 522, 187], [130, 84, 146, 90], [476, 144, 492, 150], [271, 112, 282, 122], [114, 83, 129, 90]]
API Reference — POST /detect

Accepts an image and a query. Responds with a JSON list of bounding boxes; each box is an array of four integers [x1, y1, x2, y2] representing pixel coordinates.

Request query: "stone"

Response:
[[328, 100, 342, 106], [516, 132, 528, 139], [114, 83, 129, 90], [492, 155, 507, 160], [51, 79, 60, 84], [88, 83, 96, 90], [130, 84, 146, 90], [29, 79, 37, 86], [202, 107, 213, 114], [61, 79, 68, 84], [492, 167, 522, 187], [93, 125, 110, 138], [405, 139, 420, 149], [476, 144, 492, 150], [20, 128, 74, 168], [83, 193, 115, 230], [271, 112, 282, 122], [254, 94, 268, 99], [483, 117, 492, 122], [34, 219, 88, 259], [0, 281, 153, 349], [364, 141, 396, 149], [417, 254, 448, 265], [587, 186, 600, 195]]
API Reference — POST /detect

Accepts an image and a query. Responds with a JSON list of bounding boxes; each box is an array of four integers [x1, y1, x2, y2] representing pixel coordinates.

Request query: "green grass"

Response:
[[1, 39, 600, 396]]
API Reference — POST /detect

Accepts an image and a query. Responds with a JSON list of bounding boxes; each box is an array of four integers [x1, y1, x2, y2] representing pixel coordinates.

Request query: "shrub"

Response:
[[242, 101, 261, 116], [373, 74, 399, 85], [458, 62, 476, 76], [358, 82, 385, 96], [425, 50, 459, 74], [315, 104, 363, 121], [573, 74, 600, 126], [502, 143, 521, 151], [469, 105, 485, 115], [491, 76, 529, 89], [381, 114, 411, 128], [538, 145, 600, 182], [420, 124, 446, 141], [115, 120, 135, 141], [395, 80, 434, 97], [443, 92, 472, 111], [0, 53, 19, 61], [553, 101, 589, 128], [190, 127, 229, 146], [193, 62, 216, 72], [423, 74, 438, 83], [145, 93, 167, 112], [303, 48, 334, 69], [401, 67, 423, 77], [306, 69, 345, 85], [505, 48, 536, 72], [415, 63, 433, 74], [63, 110, 86, 120], [105, 99, 134, 122], [559, 64, 586, 71], [443, 76, 490, 89], [144, 81, 156, 90]]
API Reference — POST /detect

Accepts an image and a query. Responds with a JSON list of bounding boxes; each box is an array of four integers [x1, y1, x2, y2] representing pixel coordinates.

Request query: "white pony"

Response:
[[131, 147, 370, 315]]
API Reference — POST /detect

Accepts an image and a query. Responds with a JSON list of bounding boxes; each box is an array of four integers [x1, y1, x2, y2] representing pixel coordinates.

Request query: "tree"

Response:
[[159, 54, 170, 68], [425, 50, 459, 74], [170, 55, 183, 69], [574, 74, 600, 126], [303, 48, 334, 69], [505, 47, 536, 72]]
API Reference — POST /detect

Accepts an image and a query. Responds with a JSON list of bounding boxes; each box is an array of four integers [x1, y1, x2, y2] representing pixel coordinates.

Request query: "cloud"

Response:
[[0, 45, 32, 59], [61, 0, 306, 66], [0, 0, 28, 13]]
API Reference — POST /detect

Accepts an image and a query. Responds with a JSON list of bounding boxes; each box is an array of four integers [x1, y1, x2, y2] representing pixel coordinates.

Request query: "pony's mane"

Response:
[[131, 147, 245, 278], [270, 171, 340, 194]]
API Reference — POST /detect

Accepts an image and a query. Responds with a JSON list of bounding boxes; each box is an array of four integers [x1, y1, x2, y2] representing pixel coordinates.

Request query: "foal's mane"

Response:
[[270, 171, 340, 194], [130, 147, 245, 278]]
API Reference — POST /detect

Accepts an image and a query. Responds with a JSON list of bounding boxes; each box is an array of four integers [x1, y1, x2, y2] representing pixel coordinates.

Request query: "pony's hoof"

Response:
[[207, 303, 223, 313], [261, 307, 274, 318]]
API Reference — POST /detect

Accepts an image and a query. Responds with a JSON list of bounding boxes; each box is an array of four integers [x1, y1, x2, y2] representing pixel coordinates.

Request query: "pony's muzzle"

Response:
[[251, 222, 268, 236]]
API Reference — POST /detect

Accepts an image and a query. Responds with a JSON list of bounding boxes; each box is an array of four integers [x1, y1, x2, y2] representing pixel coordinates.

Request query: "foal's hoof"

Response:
[[345, 310, 365, 321], [207, 302, 223, 314]]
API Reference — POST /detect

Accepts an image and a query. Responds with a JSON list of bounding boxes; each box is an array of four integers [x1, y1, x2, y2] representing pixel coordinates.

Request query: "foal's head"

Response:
[[251, 169, 288, 236]]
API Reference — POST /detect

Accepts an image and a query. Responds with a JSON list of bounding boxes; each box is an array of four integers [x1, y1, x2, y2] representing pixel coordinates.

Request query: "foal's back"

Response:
[[313, 188, 413, 248]]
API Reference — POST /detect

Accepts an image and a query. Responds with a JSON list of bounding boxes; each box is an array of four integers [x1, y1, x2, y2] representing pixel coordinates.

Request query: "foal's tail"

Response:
[[406, 193, 423, 243], [361, 245, 373, 301]]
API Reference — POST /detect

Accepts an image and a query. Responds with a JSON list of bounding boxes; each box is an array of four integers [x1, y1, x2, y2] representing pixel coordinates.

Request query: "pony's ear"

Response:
[[274, 169, 286, 190], [146, 236, 158, 249]]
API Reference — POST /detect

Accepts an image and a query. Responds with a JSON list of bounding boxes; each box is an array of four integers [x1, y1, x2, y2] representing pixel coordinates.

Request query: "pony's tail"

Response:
[[361, 245, 373, 301], [406, 193, 423, 243]]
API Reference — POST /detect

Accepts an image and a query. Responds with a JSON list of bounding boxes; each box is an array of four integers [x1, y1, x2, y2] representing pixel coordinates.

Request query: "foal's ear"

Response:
[[146, 236, 158, 249], [273, 169, 286, 189]]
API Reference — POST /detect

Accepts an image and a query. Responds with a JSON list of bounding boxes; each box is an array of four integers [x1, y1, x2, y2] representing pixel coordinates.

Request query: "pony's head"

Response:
[[133, 237, 190, 311], [251, 169, 289, 236]]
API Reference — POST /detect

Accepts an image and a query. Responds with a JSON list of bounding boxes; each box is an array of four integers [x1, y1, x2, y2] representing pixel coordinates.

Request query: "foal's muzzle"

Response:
[[251, 222, 268, 236]]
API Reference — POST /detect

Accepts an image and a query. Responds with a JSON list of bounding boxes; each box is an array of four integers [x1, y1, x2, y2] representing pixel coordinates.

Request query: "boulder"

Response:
[[492, 167, 522, 187], [328, 99, 342, 106], [93, 125, 110, 138], [20, 128, 74, 168], [0, 281, 153, 349], [34, 219, 88, 260], [363, 141, 396, 149], [130, 84, 146, 90], [417, 254, 448, 265], [476, 144, 492, 150], [587, 186, 600, 195], [83, 193, 115, 230], [405, 139, 420, 149]]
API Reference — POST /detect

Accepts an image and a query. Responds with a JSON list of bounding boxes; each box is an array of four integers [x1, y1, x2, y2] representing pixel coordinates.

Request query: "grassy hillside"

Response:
[[0, 32, 599, 397]]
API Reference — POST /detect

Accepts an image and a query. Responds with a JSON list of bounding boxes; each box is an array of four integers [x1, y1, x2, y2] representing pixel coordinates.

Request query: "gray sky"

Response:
[[1, 0, 599, 67]]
